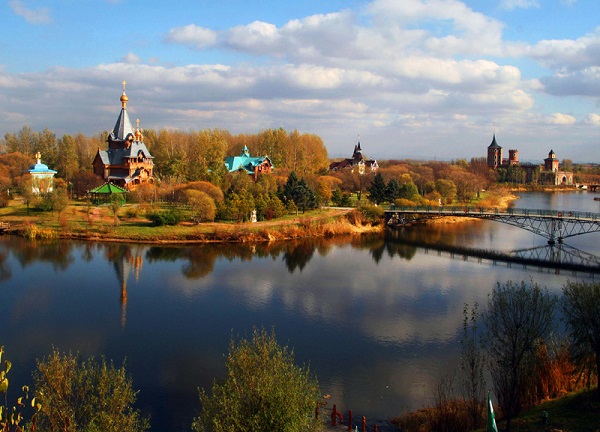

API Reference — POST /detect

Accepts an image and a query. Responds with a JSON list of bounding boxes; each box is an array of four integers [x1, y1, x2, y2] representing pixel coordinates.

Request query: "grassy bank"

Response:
[[484, 387, 599, 432], [0, 198, 382, 243], [392, 387, 600, 432]]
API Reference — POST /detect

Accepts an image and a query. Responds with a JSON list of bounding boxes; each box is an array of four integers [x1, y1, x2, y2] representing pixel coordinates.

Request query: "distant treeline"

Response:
[[0, 126, 330, 184]]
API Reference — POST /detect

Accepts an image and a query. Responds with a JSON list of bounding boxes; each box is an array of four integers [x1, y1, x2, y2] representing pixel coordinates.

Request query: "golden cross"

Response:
[[122, 80, 127, 92]]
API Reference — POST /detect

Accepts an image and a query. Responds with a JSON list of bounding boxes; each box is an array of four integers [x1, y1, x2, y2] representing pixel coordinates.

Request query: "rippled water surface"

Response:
[[1, 191, 598, 430]]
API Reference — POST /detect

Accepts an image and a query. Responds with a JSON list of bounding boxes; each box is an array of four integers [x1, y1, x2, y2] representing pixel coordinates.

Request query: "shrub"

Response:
[[193, 328, 322, 432], [357, 203, 384, 223], [146, 209, 182, 226], [33, 349, 149, 432]]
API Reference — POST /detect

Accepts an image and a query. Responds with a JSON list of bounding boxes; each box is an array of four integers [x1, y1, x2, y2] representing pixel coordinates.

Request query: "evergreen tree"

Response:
[[367, 172, 387, 204], [385, 178, 401, 202]]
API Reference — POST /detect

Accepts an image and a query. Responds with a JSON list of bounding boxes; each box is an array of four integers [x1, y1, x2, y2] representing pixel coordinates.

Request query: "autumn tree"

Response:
[[185, 190, 217, 223], [3, 126, 37, 155]]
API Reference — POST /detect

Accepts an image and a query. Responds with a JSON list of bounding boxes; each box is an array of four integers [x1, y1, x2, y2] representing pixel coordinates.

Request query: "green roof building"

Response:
[[224, 145, 273, 180]]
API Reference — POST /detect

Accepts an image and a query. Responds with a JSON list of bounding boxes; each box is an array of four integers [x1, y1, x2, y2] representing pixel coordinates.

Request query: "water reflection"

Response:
[[1, 193, 599, 431], [386, 228, 600, 273], [103, 244, 144, 328]]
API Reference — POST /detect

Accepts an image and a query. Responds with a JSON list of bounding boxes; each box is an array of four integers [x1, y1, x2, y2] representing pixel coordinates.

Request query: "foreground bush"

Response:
[[34, 349, 149, 432], [193, 328, 323, 432]]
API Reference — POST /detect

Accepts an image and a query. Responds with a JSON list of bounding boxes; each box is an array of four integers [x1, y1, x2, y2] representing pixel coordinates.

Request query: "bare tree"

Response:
[[460, 303, 486, 430], [483, 280, 556, 432], [561, 281, 600, 390]]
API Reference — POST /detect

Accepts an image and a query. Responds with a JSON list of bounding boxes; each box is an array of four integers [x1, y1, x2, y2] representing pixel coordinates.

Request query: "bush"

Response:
[[33, 349, 149, 432], [146, 209, 182, 226], [357, 203, 384, 223], [193, 328, 322, 432]]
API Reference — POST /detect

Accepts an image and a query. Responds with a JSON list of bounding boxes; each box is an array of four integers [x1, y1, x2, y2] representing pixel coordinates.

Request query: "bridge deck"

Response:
[[385, 206, 600, 221]]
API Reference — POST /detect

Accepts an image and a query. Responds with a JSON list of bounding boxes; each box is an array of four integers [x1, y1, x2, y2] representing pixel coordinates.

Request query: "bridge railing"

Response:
[[387, 206, 600, 221]]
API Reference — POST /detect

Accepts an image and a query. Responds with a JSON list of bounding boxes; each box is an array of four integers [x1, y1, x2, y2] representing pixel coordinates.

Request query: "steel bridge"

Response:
[[385, 206, 600, 244]]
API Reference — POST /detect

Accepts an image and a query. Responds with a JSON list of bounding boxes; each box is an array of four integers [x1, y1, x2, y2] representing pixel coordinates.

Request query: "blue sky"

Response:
[[1, 0, 599, 162]]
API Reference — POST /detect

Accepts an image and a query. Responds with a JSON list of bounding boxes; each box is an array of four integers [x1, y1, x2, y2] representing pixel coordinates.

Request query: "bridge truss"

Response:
[[386, 207, 600, 244]]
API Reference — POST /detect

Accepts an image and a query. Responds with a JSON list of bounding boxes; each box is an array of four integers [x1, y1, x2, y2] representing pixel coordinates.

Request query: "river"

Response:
[[0, 191, 598, 431]]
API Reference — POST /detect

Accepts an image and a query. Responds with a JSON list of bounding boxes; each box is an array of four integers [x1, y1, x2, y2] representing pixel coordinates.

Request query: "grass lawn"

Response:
[[479, 388, 600, 432], [0, 198, 358, 242]]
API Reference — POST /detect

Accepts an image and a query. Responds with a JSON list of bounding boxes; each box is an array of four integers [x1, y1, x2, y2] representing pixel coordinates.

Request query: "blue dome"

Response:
[[28, 163, 56, 174]]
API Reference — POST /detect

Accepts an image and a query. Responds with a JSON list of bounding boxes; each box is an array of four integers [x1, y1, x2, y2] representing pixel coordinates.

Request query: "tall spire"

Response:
[[112, 82, 134, 140], [120, 80, 129, 109]]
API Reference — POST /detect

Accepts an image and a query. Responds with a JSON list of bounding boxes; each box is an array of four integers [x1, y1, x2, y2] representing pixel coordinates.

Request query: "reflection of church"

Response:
[[486, 135, 573, 185], [106, 245, 144, 328]]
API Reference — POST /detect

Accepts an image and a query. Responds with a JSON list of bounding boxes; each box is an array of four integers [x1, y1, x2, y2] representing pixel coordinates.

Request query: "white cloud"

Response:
[[500, 0, 540, 10], [584, 113, 600, 125], [527, 30, 600, 71], [2, 0, 600, 161], [121, 53, 141, 64], [545, 113, 577, 125], [9, 0, 51, 24], [166, 24, 217, 49], [367, 0, 505, 56]]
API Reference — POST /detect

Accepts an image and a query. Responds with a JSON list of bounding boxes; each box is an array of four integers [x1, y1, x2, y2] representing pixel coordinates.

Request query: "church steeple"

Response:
[[111, 82, 134, 142]]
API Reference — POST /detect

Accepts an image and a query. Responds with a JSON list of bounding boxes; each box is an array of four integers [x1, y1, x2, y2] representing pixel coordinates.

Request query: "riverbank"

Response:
[[391, 387, 600, 432], [0, 189, 522, 243], [0, 200, 383, 243]]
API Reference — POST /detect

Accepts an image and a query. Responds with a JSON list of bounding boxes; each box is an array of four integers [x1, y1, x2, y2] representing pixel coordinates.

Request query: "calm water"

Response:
[[0, 191, 598, 431]]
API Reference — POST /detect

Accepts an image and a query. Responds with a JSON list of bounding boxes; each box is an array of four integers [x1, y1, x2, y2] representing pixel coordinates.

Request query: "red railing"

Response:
[[316, 402, 382, 431]]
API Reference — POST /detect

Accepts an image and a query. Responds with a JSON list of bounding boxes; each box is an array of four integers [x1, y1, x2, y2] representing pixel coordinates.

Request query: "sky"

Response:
[[1, 0, 599, 162]]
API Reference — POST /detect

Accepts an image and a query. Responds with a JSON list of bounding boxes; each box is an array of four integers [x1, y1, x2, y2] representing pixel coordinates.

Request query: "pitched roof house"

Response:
[[329, 140, 378, 173], [224, 145, 273, 180], [92, 83, 154, 190]]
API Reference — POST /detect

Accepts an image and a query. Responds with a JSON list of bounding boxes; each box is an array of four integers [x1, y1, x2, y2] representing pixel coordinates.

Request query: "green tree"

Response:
[[397, 180, 419, 201], [56, 134, 79, 183], [385, 178, 401, 203], [109, 193, 124, 226], [193, 328, 322, 432], [33, 349, 148, 432], [367, 172, 387, 205], [561, 281, 600, 389], [435, 179, 457, 204], [50, 188, 69, 222], [331, 189, 351, 207], [293, 179, 316, 213], [282, 171, 300, 204], [483, 280, 556, 432]]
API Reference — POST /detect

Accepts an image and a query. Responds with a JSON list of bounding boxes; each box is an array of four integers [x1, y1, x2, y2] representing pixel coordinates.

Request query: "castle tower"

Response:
[[544, 149, 559, 172], [487, 134, 503, 169], [508, 149, 519, 166]]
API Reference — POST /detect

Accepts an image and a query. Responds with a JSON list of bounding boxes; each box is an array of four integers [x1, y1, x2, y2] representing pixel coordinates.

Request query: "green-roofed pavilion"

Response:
[[89, 182, 128, 204]]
